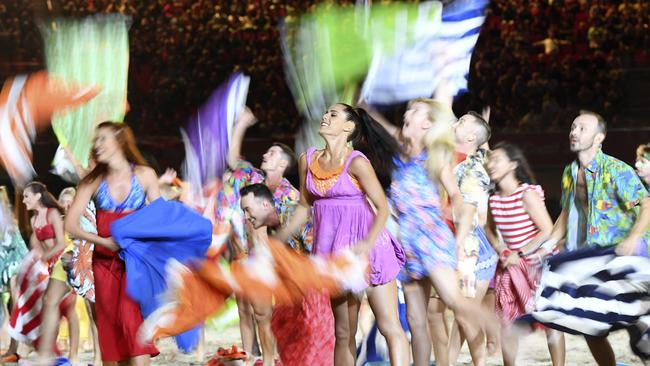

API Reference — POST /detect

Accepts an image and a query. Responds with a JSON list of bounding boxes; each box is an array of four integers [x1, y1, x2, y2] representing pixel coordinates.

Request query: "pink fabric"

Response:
[[494, 259, 541, 324], [305, 148, 405, 286]]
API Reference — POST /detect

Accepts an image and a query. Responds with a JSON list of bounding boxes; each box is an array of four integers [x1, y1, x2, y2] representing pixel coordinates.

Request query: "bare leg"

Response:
[[500, 324, 520, 366], [429, 267, 486, 366], [196, 327, 205, 363], [545, 329, 565, 366], [251, 301, 275, 366], [37, 279, 69, 360], [65, 295, 80, 362], [129, 354, 151, 366], [367, 281, 409, 366], [2, 276, 19, 357], [236, 295, 255, 361], [404, 279, 433, 366], [347, 295, 362, 363], [448, 280, 489, 364], [331, 294, 355, 366], [586, 336, 615, 366], [427, 296, 448, 366], [85, 300, 102, 364], [482, 288, 499, 355]]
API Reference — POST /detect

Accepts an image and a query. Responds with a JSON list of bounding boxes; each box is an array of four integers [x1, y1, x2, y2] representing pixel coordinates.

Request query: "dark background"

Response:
[[2, 0, 650, 218]]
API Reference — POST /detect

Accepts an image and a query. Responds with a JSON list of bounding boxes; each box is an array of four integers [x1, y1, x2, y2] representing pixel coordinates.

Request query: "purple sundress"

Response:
[[306, 148, 405, 286]]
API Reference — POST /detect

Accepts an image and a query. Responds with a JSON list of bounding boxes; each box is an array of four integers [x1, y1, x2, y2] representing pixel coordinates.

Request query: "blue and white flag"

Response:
[[521, 246, 650, 363], [360, 0, 489, 105]]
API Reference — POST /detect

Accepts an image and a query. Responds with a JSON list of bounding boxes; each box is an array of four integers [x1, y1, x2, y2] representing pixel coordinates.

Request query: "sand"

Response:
[[3, 325, 636, 365]]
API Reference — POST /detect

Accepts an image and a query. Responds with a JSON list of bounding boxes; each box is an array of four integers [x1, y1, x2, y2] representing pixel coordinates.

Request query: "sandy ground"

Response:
[[3, 324, 641, 366]]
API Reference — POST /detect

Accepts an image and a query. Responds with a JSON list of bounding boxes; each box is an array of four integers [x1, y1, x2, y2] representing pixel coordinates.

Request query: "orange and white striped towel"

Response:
[[139, 238, 367, 344], [0, 72, 99, 186]]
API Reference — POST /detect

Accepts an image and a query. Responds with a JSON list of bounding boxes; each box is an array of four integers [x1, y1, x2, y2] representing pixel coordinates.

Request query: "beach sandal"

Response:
[[0, 353, 20, 363], [216, 345, 247, 360], [204, 345, 248, 366]]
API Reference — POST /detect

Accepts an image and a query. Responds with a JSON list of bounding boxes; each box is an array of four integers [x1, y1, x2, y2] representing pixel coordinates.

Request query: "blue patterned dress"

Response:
[[390, 152, 456, 282]]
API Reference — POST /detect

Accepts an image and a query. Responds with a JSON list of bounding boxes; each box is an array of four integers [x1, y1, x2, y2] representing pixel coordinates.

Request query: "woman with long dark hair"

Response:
[[486, 142, 565, 366], [8, 182, 78, 360], [277, 103, 409, 365], [64, 122, 161, 366]]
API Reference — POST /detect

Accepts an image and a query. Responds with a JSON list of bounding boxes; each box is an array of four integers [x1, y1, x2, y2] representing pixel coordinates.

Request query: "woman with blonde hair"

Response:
[[386, 98, 486, 366]]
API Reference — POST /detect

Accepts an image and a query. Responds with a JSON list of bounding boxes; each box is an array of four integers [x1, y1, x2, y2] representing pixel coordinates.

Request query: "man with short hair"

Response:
[[219, 107, 304, 366], [533, 111, 650, 366], [436, 112, 499, 364], [239, 183, 332, 366]]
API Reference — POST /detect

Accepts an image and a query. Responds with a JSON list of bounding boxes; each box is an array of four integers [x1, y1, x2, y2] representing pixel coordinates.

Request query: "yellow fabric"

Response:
[[51, 234, 74, 282], [58, 295, 90, 342], [50, 259, 68, 282]]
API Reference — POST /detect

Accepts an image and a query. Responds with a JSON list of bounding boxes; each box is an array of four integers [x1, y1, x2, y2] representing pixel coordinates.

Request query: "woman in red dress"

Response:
[[65, 122, 161, 366]]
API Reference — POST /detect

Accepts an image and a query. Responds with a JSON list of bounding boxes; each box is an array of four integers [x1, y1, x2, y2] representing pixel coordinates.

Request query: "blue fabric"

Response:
[[476, 227, 498, 281], [111, 198, 212, 352]]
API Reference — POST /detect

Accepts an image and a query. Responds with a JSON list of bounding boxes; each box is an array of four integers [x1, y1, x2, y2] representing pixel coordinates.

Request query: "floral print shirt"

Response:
[[216, 160, 313, 253], [453, 149, 491, 256], [561, 149, 650, 250]]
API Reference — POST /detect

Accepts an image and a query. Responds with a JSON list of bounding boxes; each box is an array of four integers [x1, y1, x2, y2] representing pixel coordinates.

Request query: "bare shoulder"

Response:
[[348, 155, 373, 175], [47, 207, 63, 221], [134, 165, 157, 181]]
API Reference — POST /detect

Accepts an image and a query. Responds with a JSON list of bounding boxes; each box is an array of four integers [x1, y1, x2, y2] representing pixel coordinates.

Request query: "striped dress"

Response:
[[489, 184, 545, 323]]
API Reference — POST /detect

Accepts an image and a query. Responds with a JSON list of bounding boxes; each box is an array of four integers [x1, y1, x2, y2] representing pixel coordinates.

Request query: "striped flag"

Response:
[[8, 251, 52, 343], [360, 0, 489, 105], [0, 72, 98, 187], [522, 246, 650, 362]]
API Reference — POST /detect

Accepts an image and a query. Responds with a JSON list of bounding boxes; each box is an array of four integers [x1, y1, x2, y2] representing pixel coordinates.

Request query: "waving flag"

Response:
[[360, 0, 489, 105]]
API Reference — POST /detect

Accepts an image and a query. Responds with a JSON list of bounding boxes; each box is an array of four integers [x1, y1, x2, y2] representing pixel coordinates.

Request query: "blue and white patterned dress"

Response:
[[390, 152, 456, 282]]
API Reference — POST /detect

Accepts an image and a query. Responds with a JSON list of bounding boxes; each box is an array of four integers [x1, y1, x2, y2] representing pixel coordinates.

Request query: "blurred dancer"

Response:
[[277, 103, 409, 366], [64, 122, 161, 366], [486, 142, 565, 366]]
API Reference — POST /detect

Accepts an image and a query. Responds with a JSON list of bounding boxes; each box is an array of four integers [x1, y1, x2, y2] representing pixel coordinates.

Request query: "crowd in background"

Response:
[[1, 0, 649, 138], [467, 0, 650, 131]]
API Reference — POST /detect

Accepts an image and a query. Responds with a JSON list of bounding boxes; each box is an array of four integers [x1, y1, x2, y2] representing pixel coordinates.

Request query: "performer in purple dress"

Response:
[[277, 103, 408, 366]]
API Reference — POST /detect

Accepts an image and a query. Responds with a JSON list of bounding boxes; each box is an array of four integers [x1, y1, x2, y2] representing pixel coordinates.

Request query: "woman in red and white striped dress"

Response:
[[485, 142, 565, 366]]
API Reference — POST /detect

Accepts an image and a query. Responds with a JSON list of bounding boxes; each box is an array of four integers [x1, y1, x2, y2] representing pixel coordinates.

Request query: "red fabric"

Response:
[[33, 208, 55, 241], [443, 152, 469, 232], [271, 291, 334, 366], [9, 252, 73, 354], [93, 210, 159, 362], [494, 259, 541, 325]]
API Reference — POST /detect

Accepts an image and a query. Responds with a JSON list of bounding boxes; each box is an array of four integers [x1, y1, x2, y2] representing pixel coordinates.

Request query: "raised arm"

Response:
[[64, 179, 119, 251], [275, 154, 311, 242], [227, 107, 257, 170]]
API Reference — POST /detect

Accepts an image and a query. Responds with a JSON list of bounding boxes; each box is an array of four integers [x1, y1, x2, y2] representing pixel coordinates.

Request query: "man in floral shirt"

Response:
[[217, 107, 307, 256], [239, 183, 333, 366], [544, 111, 650, 365], [217, 107, 311, 366]]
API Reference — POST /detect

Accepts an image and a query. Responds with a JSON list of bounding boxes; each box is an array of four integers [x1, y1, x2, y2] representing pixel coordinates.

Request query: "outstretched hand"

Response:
[[159, 168, 177, 185], [235, 106, 257, 129]]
